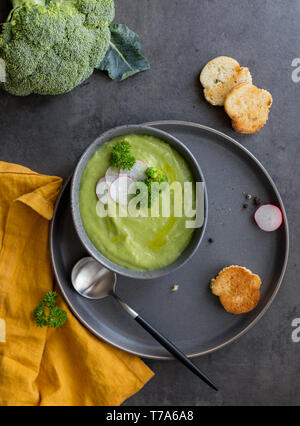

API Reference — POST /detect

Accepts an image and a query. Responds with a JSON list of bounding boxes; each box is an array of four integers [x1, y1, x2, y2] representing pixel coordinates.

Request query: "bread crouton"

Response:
[[211, 265, 262, 314], [200, 56, 252, 106], [224, 83, 273, 134]]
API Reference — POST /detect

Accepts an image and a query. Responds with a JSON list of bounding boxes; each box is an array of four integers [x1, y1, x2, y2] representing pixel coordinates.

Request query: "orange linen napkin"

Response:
[[0, 162, 153, 406]]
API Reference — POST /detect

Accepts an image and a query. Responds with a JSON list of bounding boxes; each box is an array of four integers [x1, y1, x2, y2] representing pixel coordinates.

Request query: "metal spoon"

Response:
[[71, 257, 218, 391]]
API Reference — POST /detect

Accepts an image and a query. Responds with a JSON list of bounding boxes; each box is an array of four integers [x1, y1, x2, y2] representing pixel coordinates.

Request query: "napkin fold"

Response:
[[0, 162, 153, 406]]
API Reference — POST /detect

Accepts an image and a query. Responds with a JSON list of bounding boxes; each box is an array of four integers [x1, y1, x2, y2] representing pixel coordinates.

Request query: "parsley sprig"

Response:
[[33, 292, 67, 329], [110, 139, 136, 170]]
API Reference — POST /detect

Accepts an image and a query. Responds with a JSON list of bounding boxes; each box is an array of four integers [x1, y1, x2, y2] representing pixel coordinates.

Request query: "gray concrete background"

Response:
[[0, 0, 299, 406]]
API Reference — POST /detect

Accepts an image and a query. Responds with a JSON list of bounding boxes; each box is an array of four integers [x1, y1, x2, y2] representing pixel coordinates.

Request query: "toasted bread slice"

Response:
[[200, 56, 252, 106], [211, 266, 262, 314], [225, 83, 273, 134]]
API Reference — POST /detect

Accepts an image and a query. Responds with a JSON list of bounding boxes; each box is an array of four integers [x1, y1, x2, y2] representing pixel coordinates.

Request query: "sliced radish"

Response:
[[120, 160, 148, 182], [110, 176, 134, 206], [95, 177, 110, 204], [254, 204, 283, 232], [105, 166, 120, 186]]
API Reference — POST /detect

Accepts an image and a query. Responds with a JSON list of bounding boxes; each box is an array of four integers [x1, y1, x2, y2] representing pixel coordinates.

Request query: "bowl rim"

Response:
[[70, 124, 208, 279]]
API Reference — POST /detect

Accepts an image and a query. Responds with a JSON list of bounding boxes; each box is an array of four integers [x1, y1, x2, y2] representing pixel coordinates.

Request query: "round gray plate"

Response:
[[50, 121, 289, 359]]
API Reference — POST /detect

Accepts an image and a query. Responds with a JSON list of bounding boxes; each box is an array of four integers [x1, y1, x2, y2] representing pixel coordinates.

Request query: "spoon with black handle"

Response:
[[71, 257, 218, 392]]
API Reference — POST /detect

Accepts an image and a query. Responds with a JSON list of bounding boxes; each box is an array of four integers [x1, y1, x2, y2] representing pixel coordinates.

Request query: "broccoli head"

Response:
[[0, 0, 115, 96]]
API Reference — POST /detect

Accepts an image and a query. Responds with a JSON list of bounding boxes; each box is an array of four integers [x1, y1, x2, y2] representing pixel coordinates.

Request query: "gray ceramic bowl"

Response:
[[71, 125, 208, 279]]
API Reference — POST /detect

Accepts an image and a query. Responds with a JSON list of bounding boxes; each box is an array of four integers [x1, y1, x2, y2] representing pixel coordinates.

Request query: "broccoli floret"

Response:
[[77, 0, 115, 27], [145, 167, 168, 183], [0, 0, 115, 96], [143, 167, 168, 207], [110, 139, 136, 170]]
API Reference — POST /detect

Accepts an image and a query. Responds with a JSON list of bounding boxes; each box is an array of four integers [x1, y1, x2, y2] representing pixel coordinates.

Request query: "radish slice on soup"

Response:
[[254, 204, 283, 232], [105, 166, 120, 185], [110, 176, 134, 205], [95, 177, 110, 204], [120, 160, 148, 182]]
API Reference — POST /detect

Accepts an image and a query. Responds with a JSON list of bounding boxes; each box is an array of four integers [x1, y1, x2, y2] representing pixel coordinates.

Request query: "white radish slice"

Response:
[[105, 166, 120, 186], [95, 177, 110, 204], [254, 204, 283, 232], [110, 176, 134, 206], [120, 160, 148, 182]]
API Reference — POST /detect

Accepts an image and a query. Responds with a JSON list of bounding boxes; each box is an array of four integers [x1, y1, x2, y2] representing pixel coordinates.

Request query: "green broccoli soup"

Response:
[[79, 134, 196, 271]]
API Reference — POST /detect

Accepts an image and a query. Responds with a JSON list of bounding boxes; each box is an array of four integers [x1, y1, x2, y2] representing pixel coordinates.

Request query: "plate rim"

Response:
[[50, 120, 289, 360]]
